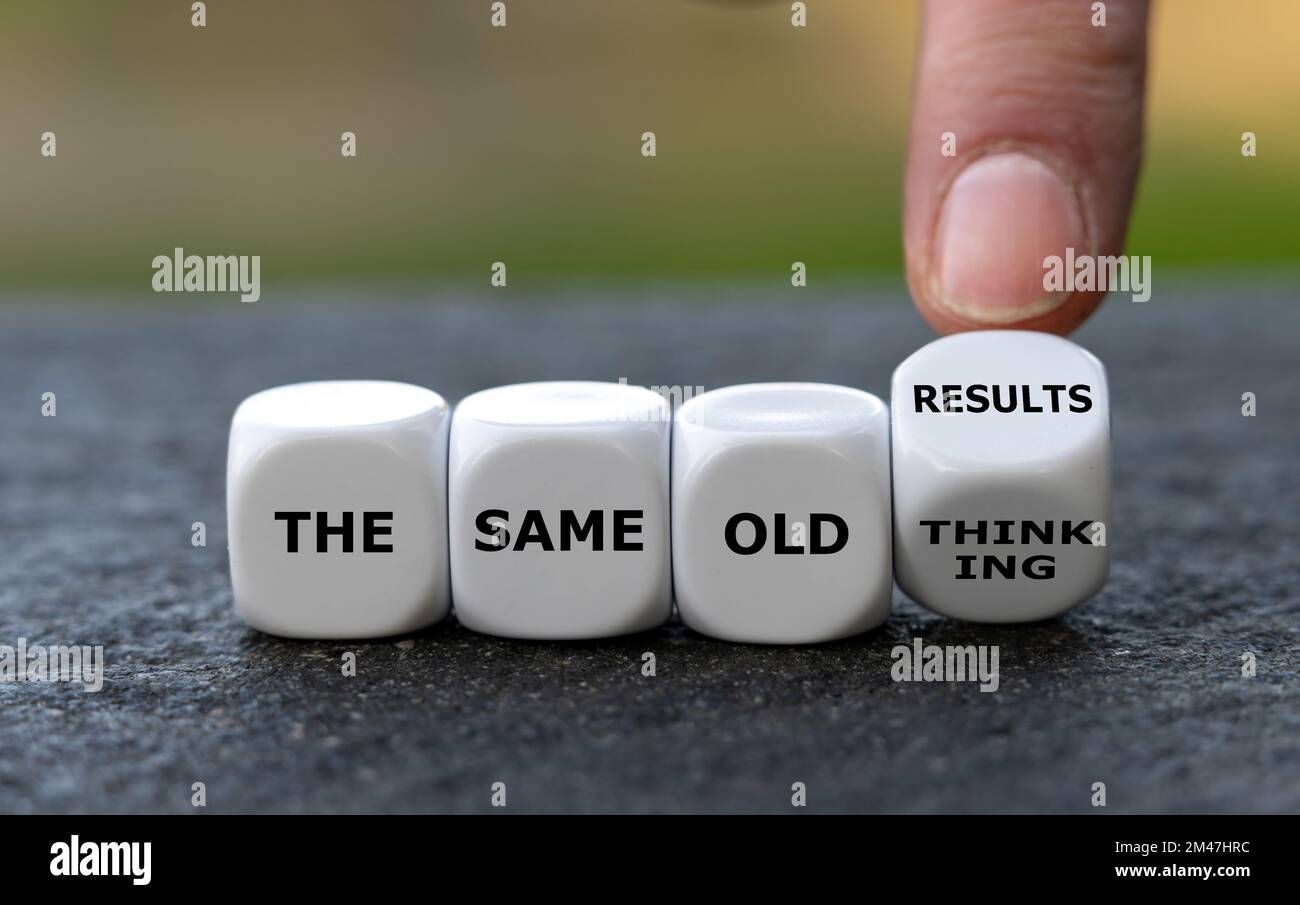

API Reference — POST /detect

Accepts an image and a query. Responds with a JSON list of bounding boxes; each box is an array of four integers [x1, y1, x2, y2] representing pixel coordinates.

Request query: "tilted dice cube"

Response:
[[891, 331, 1111, 622], [673, 383, 893, 643], [448, 381, 672, 639], [227, 380, 451, 638]]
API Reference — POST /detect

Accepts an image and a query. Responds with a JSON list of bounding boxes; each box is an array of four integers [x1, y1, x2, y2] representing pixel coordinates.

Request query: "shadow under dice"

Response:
[[892, 331, 1112, 622], [673, 383, 893, 644], [227, 381, 450, 639], [449, 381, 672, 640]]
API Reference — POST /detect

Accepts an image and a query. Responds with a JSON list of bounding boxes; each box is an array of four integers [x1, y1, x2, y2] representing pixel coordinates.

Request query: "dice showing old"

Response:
[[673, 383, 893, 644], [448, 381, 672, 639], [227, 380, 450, 638], [892, 331, 1111, 622]]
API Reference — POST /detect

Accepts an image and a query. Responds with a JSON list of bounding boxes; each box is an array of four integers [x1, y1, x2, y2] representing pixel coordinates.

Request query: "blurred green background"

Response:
[[1, 0, 1297, 294]]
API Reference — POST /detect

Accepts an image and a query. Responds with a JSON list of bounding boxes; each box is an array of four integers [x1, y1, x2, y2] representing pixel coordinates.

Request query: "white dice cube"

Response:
[[673, 383, 893, 644], [448, 381, 672, 639], [227, 380, 450, 638], [892, 331, 1111, 622]]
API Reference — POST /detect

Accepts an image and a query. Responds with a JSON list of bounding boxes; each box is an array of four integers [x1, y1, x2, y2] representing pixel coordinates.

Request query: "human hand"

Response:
[[904, 0, 1150, 334]]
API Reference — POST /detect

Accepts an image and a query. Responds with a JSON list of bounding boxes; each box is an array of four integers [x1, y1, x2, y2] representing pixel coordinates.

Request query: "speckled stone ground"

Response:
[[0, 286, 1296, 813]]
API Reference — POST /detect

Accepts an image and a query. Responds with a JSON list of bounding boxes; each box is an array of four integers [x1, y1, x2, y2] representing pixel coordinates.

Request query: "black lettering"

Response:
[[1023, 555, 1056, 579], [363, 511, 393, 552], [965, 385, 989, 413], [810, 513, 848, 554], [992, 385, 1018, 413], [1043, 384, 1067, 412], [774, 513, 802, 554], [561, 509, 604, 550], [274, 511, 311, 553], [1063, 520, 1094, 544], [725, 513, 765, 555], [612, 510, 643, 551], [919, 519, 950, 544], [1021, 384, 1043, 413], [475, 508, 509, 551], [514, 509, 554, 551], [1022, 520, 1053, 545], [316, 510, 353, 553], [941, 384, 963, 413], [914, 385, 939, 413], [954, 520, 987, 545], [954, 555, 977, 580], [1068, 384, 1093, 413], [984, 555, 1016, 579]]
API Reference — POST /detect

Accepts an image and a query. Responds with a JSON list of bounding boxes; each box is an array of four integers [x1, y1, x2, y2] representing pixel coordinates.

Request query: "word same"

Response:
[[474, 509, 645, 551], [913, 384, 1092, 414]]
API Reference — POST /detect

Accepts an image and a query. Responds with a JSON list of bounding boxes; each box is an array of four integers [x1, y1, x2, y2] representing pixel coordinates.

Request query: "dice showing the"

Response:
[[891, 331, 1111, 622], [227, 380, 450, 639], [448, 381, 672, 639], [673, 383, 893, 644]]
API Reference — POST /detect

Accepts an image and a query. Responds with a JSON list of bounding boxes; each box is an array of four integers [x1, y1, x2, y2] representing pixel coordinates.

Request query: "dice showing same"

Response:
[[226, 332, 1112, 640], [448, 382, 672, 640]]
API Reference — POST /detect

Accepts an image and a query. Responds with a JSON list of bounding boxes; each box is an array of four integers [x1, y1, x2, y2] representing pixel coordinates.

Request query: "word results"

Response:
[[50, 837, 151, 886], [912, 383, 1092, 413]]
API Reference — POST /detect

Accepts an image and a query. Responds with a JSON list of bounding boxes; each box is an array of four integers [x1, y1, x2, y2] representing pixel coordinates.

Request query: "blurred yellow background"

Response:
[[1, 0, 1296, 293]]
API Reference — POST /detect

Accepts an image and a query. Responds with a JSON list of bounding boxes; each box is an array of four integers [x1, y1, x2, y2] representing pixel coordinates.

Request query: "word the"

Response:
[[891, 638, 999, 692], [274, 511, 393, 553], [724, 512, 848, 555], [913, 384, 1092, 414], [151, 247, 261, 302], [474, 509, 644, 551], [50, 836, 151, 886]]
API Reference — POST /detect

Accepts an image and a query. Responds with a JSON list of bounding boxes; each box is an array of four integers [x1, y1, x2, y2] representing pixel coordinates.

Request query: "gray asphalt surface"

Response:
[[0, 286, 1296, 814]]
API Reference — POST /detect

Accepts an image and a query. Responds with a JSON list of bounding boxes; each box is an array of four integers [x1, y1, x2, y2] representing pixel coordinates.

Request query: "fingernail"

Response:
[[932, 152, 1086, 325]]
